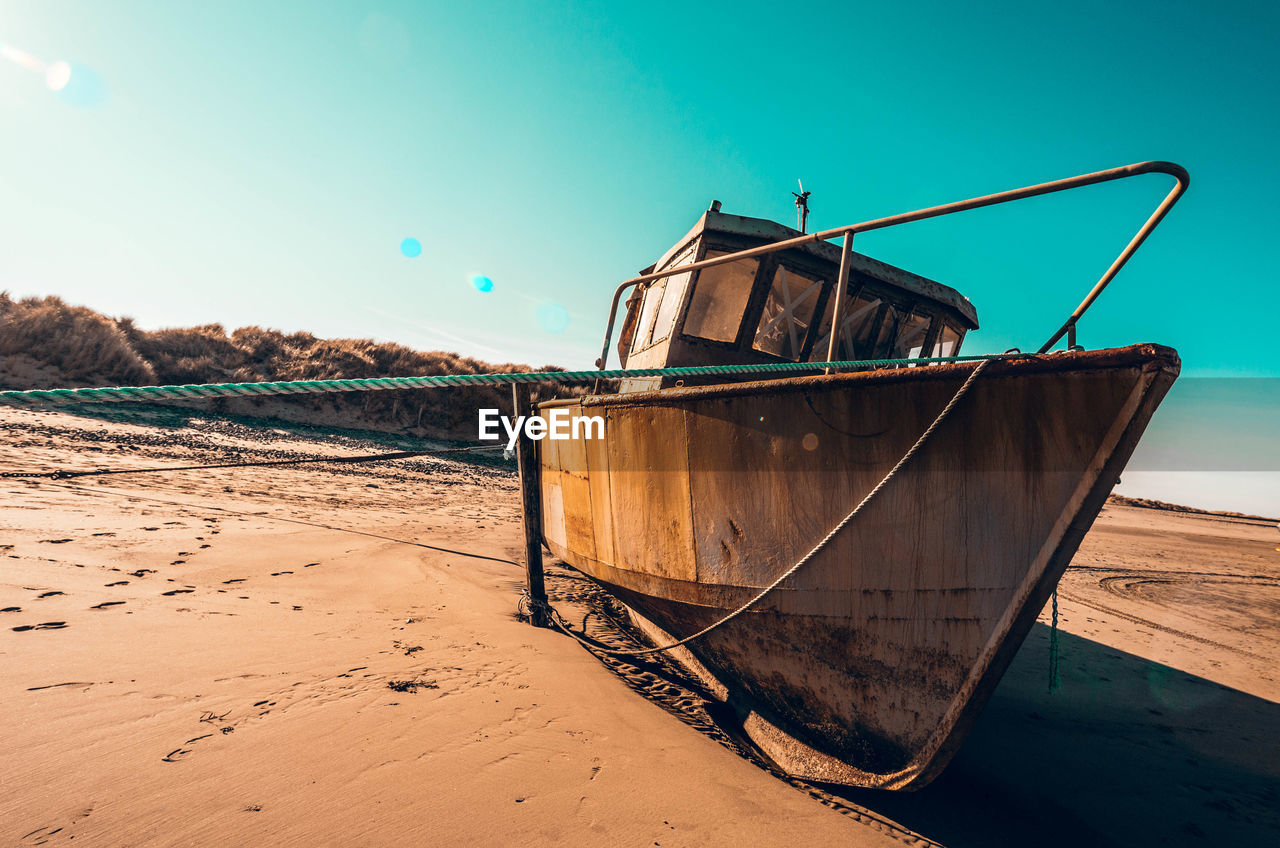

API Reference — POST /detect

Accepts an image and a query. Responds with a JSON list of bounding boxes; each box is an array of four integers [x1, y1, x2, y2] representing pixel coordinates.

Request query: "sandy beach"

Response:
[[3, 403, 1277, 846]]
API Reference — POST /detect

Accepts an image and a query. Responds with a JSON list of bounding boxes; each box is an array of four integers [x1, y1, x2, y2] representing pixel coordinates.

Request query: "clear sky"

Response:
[[1, 1, 1277, 513]]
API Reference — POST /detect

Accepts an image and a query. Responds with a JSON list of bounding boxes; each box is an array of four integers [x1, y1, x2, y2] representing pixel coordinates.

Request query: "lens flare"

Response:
[[56, 63, 105, 107], [44, 60, 71, 91], [536, 302, 570, 334], [1, 44, 43, 73], [1, 46, 104, 106], [400, 237, 422, 258], [471, 275, 494, 293]]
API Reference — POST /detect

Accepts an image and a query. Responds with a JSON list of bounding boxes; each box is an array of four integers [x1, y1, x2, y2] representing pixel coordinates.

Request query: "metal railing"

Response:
[[594, 161, 1189, 369]]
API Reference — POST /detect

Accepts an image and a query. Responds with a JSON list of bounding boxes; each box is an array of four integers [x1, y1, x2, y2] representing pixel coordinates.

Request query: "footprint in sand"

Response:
[[90, 601, 126, 610], [270, 571, 293, 577], [170, 560, 186, 565], [161, 589, 194, 596], [161, 748, 190, 763], [12, 622, 68, 632], [2, 607, 21, 613], [105, 581, 129, 587], [91, 532, 116, 537], [39, 539, 73, 544], [129, 569, 156, 578], [36, 591, 64, 599], [21, 824, 69, 843]]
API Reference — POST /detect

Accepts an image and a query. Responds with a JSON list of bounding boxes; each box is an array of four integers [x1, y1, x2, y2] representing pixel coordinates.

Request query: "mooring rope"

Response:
[[1049, 589, 1063, 693], [0, 354, 1014, 406], [537, 358, 994, 656], [0, 444, 505, 480]]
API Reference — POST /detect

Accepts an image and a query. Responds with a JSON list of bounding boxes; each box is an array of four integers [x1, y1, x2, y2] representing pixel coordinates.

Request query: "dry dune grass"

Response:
[[2, 293, 579, 438], [0, 293, 155, 386]]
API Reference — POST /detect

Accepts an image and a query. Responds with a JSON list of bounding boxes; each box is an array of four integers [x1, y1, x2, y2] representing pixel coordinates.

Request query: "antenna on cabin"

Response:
[[792, 179, 811, 233]]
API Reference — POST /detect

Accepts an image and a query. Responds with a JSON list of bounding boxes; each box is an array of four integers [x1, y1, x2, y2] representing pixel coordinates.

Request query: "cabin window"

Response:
[[890, 309, 932, 359], [931, 323, 963, 358], [752, 266, 824, 360], [683, 251, 759, 343], [809, 293, 884, 361], [634, 282, 665, 351], [867, 304, 894, 357], [648, 263, 694, 347]]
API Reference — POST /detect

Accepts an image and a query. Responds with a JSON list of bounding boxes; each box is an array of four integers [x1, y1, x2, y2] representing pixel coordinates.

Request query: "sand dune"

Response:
[[2, 404, 1276, 846]]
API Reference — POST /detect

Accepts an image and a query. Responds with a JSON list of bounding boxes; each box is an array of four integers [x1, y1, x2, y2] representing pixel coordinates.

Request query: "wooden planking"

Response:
[[605, 404, 696, 582], [584, 414, 616, 569], [554, 412, 596, 562], [686, 394, 870, 588], [537, 421, 569, 552]]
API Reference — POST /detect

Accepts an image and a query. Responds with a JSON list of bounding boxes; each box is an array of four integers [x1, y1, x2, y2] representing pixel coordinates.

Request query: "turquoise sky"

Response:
[[1, 1, 1277, 512]]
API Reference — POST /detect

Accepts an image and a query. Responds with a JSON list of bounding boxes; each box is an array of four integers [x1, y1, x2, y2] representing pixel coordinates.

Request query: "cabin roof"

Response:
[[650, 209, 979, 330]]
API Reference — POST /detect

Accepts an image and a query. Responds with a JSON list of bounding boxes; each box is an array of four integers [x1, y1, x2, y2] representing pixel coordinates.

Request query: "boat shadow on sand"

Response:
[[832, 624, 1280, 847], [546, 564, 1279, 848]]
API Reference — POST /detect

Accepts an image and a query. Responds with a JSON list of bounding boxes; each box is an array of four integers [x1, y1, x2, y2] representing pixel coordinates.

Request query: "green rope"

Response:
[[0, 354, 1014, 406], [1049, 588, 1062, 693]]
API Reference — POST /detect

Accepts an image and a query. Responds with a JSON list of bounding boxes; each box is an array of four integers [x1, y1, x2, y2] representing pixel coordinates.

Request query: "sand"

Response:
[[2, 404, 1276, 846]]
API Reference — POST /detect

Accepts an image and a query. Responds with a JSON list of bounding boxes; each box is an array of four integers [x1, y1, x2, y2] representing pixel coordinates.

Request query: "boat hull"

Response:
[[537, 345, 1180, 789]]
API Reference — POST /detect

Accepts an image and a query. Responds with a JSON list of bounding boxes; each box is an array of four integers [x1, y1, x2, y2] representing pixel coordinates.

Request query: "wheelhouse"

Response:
[[615, 205, 979, 392]]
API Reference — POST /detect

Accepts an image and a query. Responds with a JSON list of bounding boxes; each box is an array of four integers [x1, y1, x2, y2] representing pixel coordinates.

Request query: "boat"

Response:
[[531, 162, 1188, 790]]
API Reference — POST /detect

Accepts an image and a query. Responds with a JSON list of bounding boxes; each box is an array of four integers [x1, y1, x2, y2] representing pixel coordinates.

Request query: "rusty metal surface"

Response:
[[538, 344, 1180, 788], [585, 343, 1177, 411]]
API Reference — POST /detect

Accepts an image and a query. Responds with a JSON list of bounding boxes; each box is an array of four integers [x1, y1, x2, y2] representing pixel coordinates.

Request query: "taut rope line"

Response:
[[0, 354, 1015, 406]]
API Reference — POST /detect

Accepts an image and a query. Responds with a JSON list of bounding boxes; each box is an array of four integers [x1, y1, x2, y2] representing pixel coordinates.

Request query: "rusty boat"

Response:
[[532, 162, 1188, 789]]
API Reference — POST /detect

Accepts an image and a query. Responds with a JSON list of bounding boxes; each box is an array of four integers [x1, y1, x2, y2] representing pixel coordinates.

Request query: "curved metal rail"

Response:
[[594, 160, 1189, 368]]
